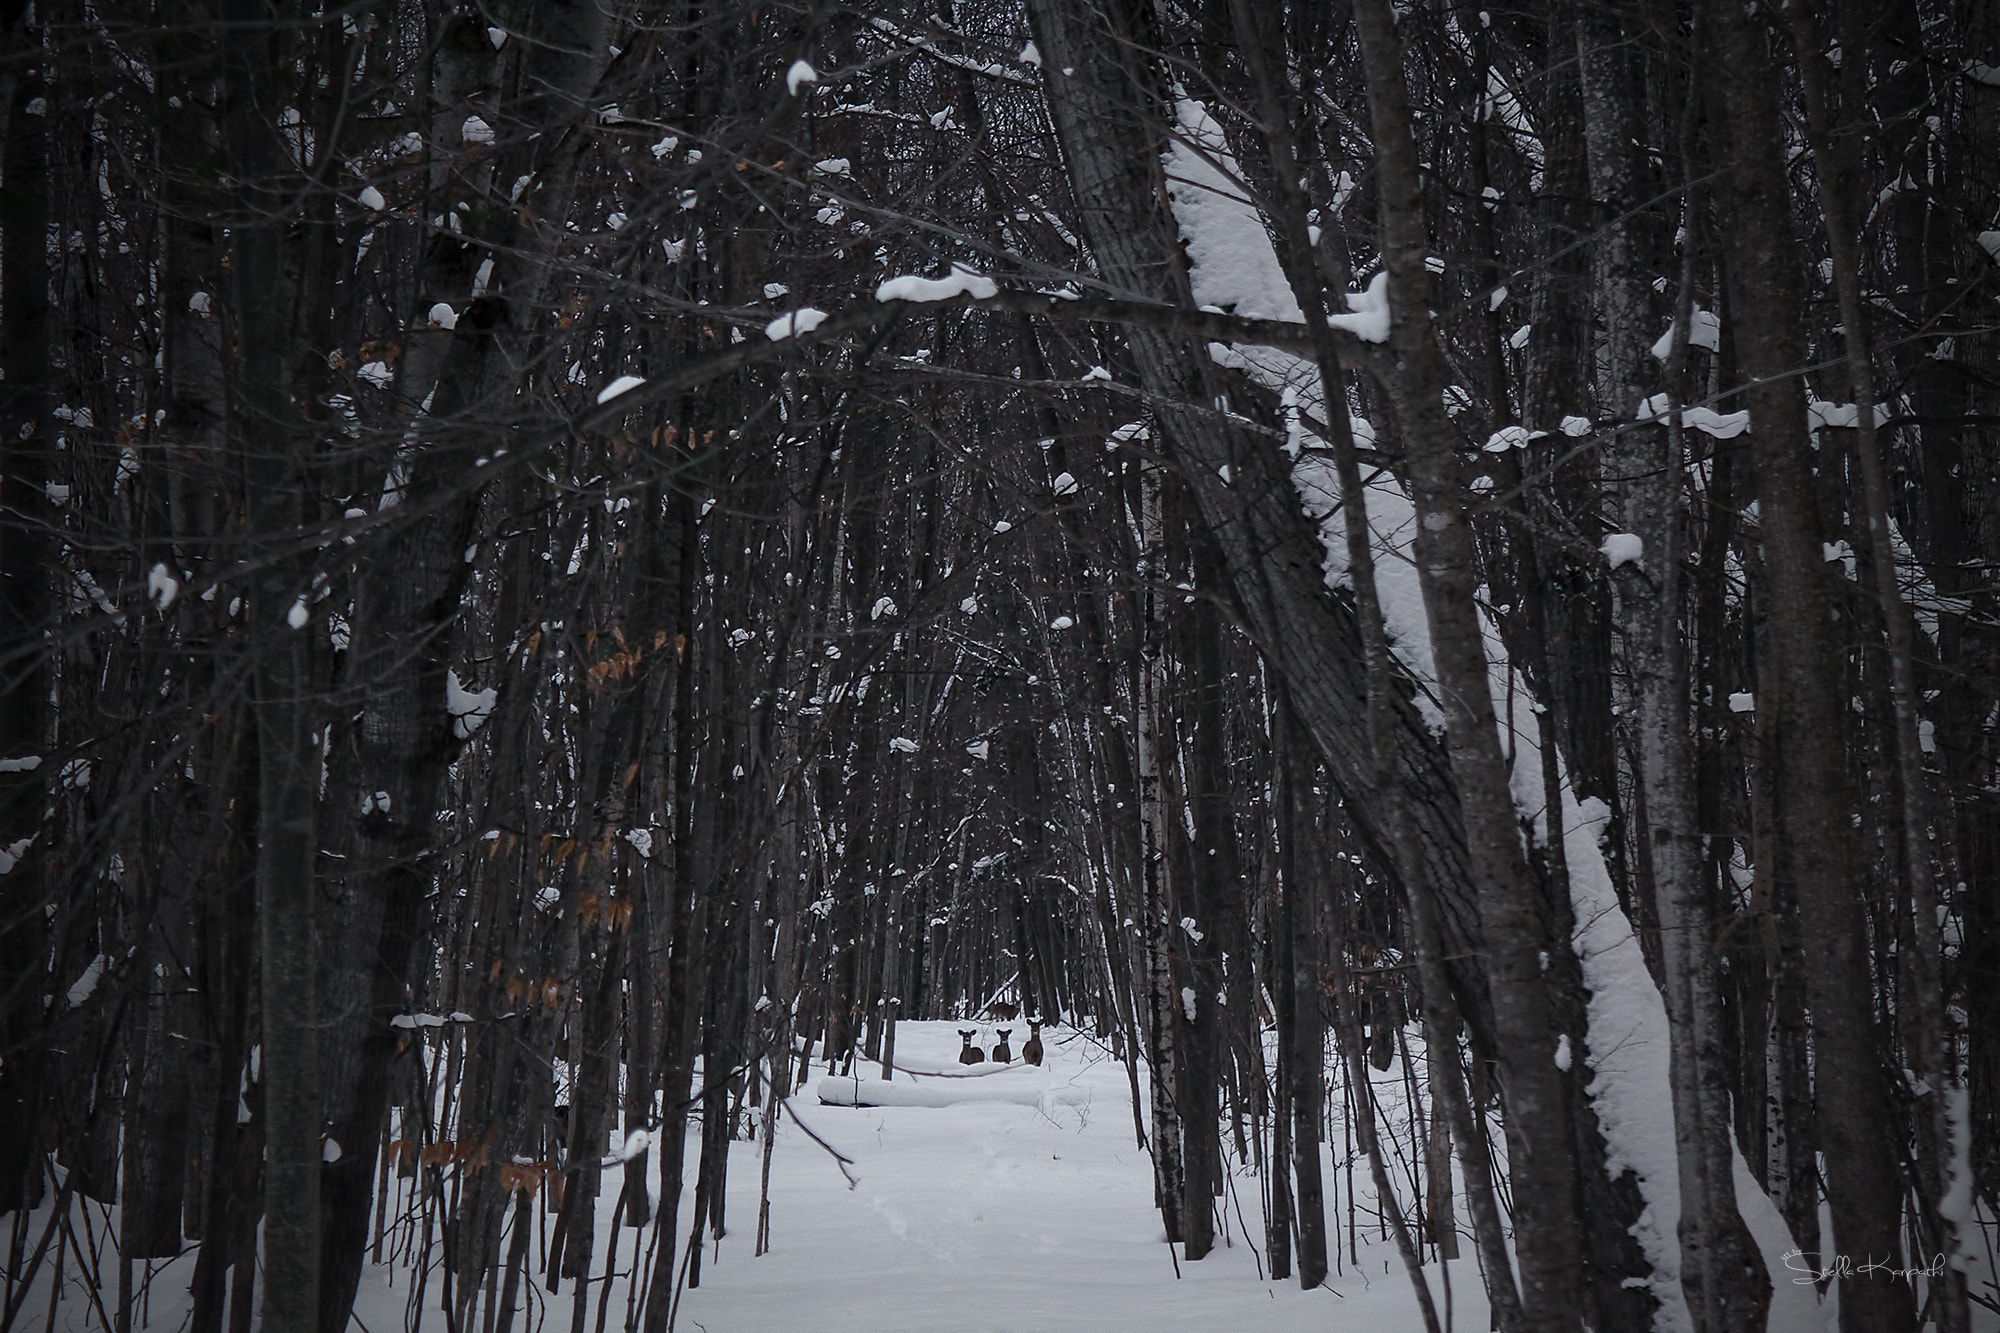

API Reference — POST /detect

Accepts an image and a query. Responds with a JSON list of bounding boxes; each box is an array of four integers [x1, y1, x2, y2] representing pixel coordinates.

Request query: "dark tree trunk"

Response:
[[222, 2, 324, 1324], [1276, 698, 1328, 1289], [1709, 5, 1915, 1329], [1350, 1, 1581, 1324], [0, 12, 51, 1216]]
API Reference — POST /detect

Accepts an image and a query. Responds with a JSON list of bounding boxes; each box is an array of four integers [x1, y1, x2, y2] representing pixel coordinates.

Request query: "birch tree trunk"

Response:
[[1134, 455, 1184, 1244]]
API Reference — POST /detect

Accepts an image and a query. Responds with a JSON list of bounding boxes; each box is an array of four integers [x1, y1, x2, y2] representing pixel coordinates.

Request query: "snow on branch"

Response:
[[876, 264, 998, 303]]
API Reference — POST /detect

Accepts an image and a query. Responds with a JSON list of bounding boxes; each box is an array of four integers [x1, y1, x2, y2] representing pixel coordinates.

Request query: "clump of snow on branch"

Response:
[[1326, 272, 1390, 343], [447, 670, 497, 739], [785, 60, 818, 95], [1602, 533, 1644, 569], [1805, 399, 1890, 432], [765, 308, 828, 341], [605, 1129, 650, 1164], [1649, 307, 1720, 360], [148, 564, 179, 610], [596, 375, 645, 404], [1635, 393, 1748, 439], [875, 264, 997, 304]]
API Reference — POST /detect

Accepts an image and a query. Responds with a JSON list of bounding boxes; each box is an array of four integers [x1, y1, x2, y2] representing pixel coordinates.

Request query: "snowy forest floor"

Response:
[[15, 1019, 1997, 1331], [16, 1021, 1485, 1332], [660, 1022, 1481, 1333]]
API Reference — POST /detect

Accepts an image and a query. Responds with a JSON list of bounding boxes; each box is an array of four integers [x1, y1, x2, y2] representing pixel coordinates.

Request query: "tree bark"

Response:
[[1275, 697, 1328, 1288], [1576, 10, 1768, 1326], [1787, 9, 1967, 1325], [1350, 1, 1581, 1325], [222, 2, 324, 1326], [1708, 5, 1915, 1329], [1134, 455, 1185, 1244], [0, 9, 51, 1217]]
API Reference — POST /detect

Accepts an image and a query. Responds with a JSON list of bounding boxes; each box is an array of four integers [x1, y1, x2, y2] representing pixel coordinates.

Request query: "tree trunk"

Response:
[[1276, 698, 1328, 1289], [1708, 5, 1915, 1329], [222, 3, 323, 1325], [0, 18, 51, 1216], [1787, 10, 1966, 1325], [1133, 455, 1185, 1244], [1350, 1, 1581, 1325], [1576, 10, 1767, 1326]]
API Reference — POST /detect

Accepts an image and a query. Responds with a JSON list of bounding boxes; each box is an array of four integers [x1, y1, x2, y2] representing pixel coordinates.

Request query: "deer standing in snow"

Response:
[[957, 1029, 984, 1064], [990, 1028, 1012, 1064], [1021, 1021, 1044, 1066]]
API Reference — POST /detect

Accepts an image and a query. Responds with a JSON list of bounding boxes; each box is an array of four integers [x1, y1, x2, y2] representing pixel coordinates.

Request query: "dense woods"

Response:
[[1, 0, 1996, 1329]]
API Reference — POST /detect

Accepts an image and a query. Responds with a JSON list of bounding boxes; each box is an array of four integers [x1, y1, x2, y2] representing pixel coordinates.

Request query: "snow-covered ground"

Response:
[[665, 1021, 1482, 1333], [16, 1018, 1997, 1330], [13, 1021, 1485, 1331]]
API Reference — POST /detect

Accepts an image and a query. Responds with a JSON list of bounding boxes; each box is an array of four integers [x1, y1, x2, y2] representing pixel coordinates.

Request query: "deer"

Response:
[[990, 1028, 1013, 1064], [1021, 1020, 1044, 1066], [957, 1029, 985, 1064], [986, 1000, 1020, 1021]]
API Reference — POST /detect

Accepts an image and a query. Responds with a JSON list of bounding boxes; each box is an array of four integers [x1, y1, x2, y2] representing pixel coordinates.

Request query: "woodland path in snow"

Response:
[[12, 1021, 1475, 1333], [662, 1022, 1482, 1333]]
